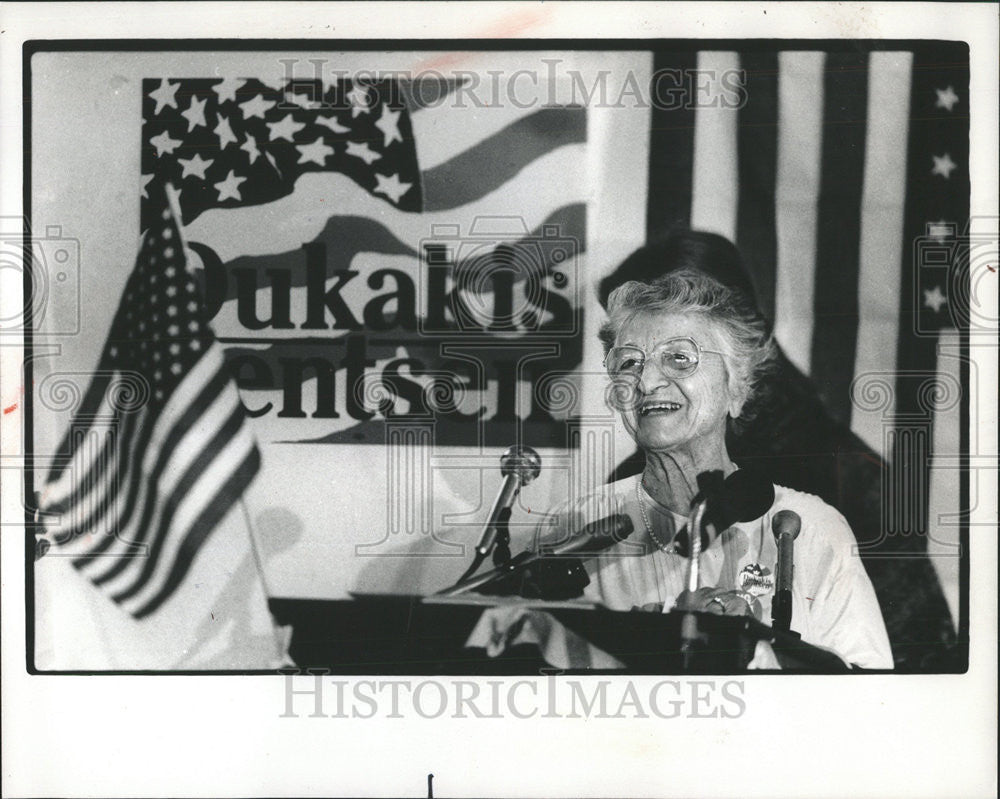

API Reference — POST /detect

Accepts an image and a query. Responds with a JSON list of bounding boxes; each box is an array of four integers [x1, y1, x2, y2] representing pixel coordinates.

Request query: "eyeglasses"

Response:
[[603, 337, 724, 382]]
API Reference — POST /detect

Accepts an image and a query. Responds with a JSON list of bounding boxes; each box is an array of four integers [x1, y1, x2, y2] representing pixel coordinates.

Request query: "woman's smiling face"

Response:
[[612, 311, 738, 453]]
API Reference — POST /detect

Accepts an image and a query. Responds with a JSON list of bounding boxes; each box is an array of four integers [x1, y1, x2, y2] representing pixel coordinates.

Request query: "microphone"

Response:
[[770, 509, 802, 633], [671, 469, 775, 556], [472, 446, 541, 560], [537, 513, 635, 558], [438, 513, 634, 598]]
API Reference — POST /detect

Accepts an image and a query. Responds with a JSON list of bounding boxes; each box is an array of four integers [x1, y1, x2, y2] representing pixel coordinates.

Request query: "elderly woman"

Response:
[[534, 267, 893, 669]]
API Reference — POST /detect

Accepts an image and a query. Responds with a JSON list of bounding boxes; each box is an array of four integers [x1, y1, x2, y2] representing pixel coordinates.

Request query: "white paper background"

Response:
[[2, 3, 997, 798]]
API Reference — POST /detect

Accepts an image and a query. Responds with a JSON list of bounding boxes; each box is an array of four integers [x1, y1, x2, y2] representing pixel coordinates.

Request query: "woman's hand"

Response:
[[676, 586, 761, 618]]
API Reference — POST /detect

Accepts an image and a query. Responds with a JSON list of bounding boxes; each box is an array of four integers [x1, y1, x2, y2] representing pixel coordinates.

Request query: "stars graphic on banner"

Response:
[[140, 75, 422, 230]]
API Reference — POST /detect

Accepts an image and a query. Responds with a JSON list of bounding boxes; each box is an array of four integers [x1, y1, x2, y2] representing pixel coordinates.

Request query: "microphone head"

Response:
[[500, 445, 542, 485], [721, 468, 776, 525], [771, 509, 802, 540]]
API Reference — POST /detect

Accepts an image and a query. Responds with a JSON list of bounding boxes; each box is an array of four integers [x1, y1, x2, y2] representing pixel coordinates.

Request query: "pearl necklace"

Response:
[[635, 477, 678, 554]]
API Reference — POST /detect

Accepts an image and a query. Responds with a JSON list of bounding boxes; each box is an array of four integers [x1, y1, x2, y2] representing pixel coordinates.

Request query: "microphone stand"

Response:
[[680, 497, 710, 670], [680, 470, 724, 671], [492, 506, 513, 568], [457, 446, 541, 584]]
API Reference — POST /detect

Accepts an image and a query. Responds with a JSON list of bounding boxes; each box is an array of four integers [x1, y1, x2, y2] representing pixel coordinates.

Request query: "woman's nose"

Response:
[[636, 358, 671, 393]]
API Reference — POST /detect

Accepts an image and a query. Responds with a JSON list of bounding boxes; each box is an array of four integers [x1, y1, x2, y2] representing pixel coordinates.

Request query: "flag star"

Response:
[[931, 153, 957, 179], [267, 113, 306, 142], [140, 173, 154, 198], [240, 134, 262, 164], [928, 220, 953, 244], [297, 137, 335, 166], [347, 84, 372, 117], [285, 90, 321, 110], [935, 85, 959, 112], [924, 285, 947, 313], [375, 105, 403, 147], [178, 153, 214, 180], [316, 115, 350, 134], [190, 339, 202, 351], [373, 172, 412, 204], [149, 79, 181, 114], [149, 130, 182, 157], [180, 95, 209, 131], [215, 114, 238, 149], [345, 140, 380, 165], [188, 320, 199, 332], [171, 363, 183, 375], [213, 77, 246, 105], [240, 93, 276, 120], [214, 169, 247, 202]]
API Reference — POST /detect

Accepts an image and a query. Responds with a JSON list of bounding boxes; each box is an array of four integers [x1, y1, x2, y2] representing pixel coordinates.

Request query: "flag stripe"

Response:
[[69, 363, 230, 567], [45, 417, 121, 517], [120, 423, 257, 613], [773, 51, 825, 375], [46, 372, 114, 483], [645, 50, 698, 238], [52, 408, 140, 545], [420, 106, 587, 212], [809, 52, 869, 425], [131, 444, 262, 619], [81, 369, 237, 579], [851, 52, 912, 457], [927, 333, 962, 628], [410, 92, 537, 171], [736, 52, 780, 322], [109, 402, 248, 602], [690, 52, 740, 242]]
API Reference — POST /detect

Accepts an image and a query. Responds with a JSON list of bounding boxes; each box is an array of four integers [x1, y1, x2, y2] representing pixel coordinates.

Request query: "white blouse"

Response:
[[532, 476, 894, 669]]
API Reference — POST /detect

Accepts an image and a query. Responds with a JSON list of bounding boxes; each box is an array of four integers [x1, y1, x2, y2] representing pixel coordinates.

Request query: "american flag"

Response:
[[641, 44, 970, 668], [39, 182, 262, 620]]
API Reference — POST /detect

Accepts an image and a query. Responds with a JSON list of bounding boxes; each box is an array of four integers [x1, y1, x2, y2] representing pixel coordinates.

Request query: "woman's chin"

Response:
[[634, 420, 689, 451]]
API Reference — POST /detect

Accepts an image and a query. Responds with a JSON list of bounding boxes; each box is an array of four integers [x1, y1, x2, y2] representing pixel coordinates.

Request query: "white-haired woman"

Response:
[[535, 268, 892, 669]]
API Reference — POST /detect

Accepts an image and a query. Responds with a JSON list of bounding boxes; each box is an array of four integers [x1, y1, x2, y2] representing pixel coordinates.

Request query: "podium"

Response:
[[270, 594, 849, 674]]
